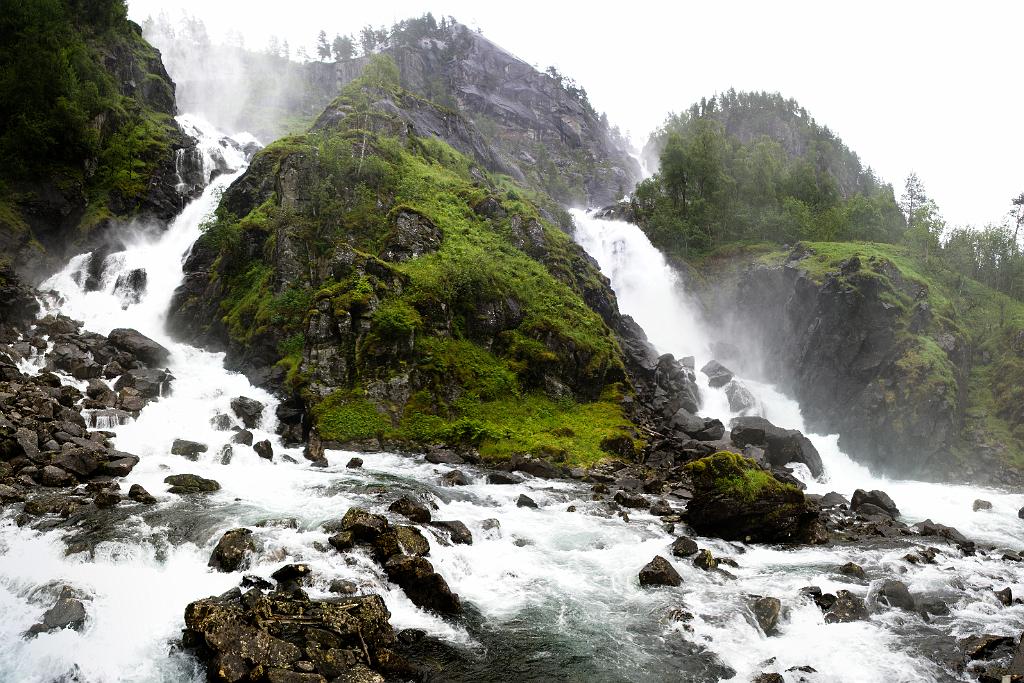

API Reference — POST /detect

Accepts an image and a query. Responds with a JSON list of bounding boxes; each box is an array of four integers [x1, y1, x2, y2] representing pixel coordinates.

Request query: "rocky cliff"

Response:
[[147, 20, 640, 207], [0, 2, 201, 280], [695, 242, 1024, 483]]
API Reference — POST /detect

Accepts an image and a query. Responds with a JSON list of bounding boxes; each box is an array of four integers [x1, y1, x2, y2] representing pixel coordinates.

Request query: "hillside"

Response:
[[143, 15, 640, 207], [168, 57, 651, 466], [0, 0, 201, 279], [693, 240, 1024, 482]]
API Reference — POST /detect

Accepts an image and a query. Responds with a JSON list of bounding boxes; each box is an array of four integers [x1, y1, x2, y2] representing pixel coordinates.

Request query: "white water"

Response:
[[1, 116, 1023, 682], [571, 208, 1024, 680]]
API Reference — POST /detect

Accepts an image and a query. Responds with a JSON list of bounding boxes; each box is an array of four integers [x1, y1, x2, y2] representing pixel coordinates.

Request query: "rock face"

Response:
[[702, 247, 968, 479], [183, 578, 398, 682], [683, 451, 820, 543]]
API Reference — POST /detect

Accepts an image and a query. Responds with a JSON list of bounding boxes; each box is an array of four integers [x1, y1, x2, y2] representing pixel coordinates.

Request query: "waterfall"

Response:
[[2, 118, 1024, 683]]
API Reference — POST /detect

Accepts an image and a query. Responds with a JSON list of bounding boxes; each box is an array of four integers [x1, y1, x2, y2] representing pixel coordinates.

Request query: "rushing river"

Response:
[[0, 118, 1022, 683]]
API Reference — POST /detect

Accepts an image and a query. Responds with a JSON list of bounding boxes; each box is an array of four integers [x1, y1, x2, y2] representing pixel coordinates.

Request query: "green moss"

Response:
[[370, 299, 422, 342], [312, 390, 390, 442], [685, 451, 799, 502]]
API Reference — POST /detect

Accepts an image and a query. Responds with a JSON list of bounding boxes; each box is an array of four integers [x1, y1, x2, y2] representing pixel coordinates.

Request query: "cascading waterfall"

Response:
[[1, 113, 1023, 682]]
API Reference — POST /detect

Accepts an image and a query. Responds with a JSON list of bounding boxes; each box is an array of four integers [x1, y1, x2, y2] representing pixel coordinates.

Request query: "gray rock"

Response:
[[171, 439, 208, 459], [638, 555, 681, 587], [230, 396, 265, 429], [432, 520, 472, 545], [700, 360, 734, 388], [253, 440, 273, 460], [209, 528, 258, 572], [164, 474, 220, 494], [107, 328, 170, 367], [877, 579, 916, 611], [751, 596, 782, 634], [28, 587, 86, 635]]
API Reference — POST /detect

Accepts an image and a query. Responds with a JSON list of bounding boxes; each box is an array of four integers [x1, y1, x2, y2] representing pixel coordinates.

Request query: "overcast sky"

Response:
[[129, 0, 1023, 229]]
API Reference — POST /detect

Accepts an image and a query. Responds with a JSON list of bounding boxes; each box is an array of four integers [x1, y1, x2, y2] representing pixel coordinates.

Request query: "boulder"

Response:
[[729, 416, 823, 478], [165, 474, 221, 494], [683, 451, 819, 543], [820, 491, 850, 508], [171, 439, 208, 460], [425, 449, 463, 465], [670, 536, 699, 558], [638, 555, 681, 587], [210, 414, 234, 430], [253, 440, 273, 460], [93, 488, 121, 508], [27, 586, 86, 635], [724, 380, 757, 414], [486, 472, 522, 485], [613, 490, 647, 509], [230, 396, 265, 429], [432, 520, 472, 545], [101, 454, 139, 477], [346, 457, 363, 468], [850, 489, 900, 517], [837, 562, 866, 580], [441, 470, 470, 486], [912, 519, 967, 544], [995, 587, 1013, 606], [692, 418, 725, 442], [388, 496, 432, 523], [232, 429, 254, 447], [699, 360, 734, 388], [340, 508, 389, 541], [669, 408, 704, 434], [183, 582, 395, 681], [39, 465, 75, 487], [877, 579, 916, 611], [822, 590, 869, 623], [692, 549, 718, 571], [516, 494, 538, 508], [107, 328, 170, 367], [128, 483, 157, 504], [209, 528, 258, 572], [973, 499, 993, 512], [751, 596, 782, 635], [395, 525, 430, 557], [50, 448, 101, 478], [383, 555, 461, 614]]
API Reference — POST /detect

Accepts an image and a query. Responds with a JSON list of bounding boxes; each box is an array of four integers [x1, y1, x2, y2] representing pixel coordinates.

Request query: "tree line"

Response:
[[633, 92, 1023, 302]]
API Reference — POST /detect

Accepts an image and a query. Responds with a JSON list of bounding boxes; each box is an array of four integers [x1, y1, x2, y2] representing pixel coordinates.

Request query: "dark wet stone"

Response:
[[209, 528, 258, 572], [128, 483, 157, 504], [441, 470, 470, 486], [973, 499, 993, 512], [432, 520, 472, 545], [395, 525, 430, 557], [838, 562, 866, 579], [671, 536, 699, 558], [486, 472, 522, 485], [253, 440, 273, 460], [692, 549, 718, 571], [851, 489, 900, 517], [389, 496, 431, 523], [516, 494, 538, 508], [384, 555, 461, 614], [28, 586, 87, 635], [164, 474, 220, 494], [877, 579, 916, 611], [751, 596, 782, 635], [346, 457, 363, 469], [171, 439, 208, 460], [823, 590, 868, 623], [232, 429, 255, 447], [230, 396, 265, 429], [638, 555, 681, 587], [996, 587, 1013, 606], [93, 488, 121, 508]]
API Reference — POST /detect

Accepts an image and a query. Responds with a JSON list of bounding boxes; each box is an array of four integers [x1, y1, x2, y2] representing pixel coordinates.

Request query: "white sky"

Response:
[[129, 0, 1023, 229]]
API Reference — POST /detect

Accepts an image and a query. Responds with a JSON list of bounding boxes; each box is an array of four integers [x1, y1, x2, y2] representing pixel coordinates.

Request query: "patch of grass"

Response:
[[312, 390, 390, 442], [685, 451, 799, 502]]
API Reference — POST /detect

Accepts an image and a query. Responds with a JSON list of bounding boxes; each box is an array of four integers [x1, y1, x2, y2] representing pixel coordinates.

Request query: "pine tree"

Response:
[[316, 30, 330, 61]]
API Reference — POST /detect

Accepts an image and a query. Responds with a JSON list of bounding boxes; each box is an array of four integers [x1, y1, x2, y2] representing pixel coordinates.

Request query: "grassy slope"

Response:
[[202, 77, 638, 468]]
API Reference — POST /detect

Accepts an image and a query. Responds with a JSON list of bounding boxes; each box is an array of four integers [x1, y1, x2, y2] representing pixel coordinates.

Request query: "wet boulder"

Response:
[[877, 579, 916, 611], [107, 328, 170, 367], [230, 396, 265, 429], [383, 555, 461, 614], [838, 562, 866, 580], [638, 555, 681, 587], [724, 380, 757, 414], [388, 496, 432, 523], [691, 418, 725, 442], [395, 525, 430, 557], [683, 451, 820, 543], [340, 507, 389, 541], [165, 474, 221, 494], [822, 590, 869, 623], [973, 499, 993, 512], [209, 528, 258, 572], [670, 536, 699, 558], [171, 439, 208, 460], [128, 483, 157, 504], [183, 580, 396, 682], [516, 494, 538, 508], [432, 520, 472, 545], [232, 429, 255, 447], [486, 472, 522, 485], [253, 440, 273, 460], [912, 519, 967, 545], [699, 360, 734, 388], [692, 549, 718, 571], [729, 416, 823, 478], [39, 465, 75, 487], [850, 489, 900, 517], [93, 488, 121, 508], [441, 470, 470, 486], [346, 457, 363, 468], [113, 268, 147, 307], [750, 596, 782, 635], [27, 586, 87, 635], [425, 449, 463, 465], [210, 413, 234, 430]]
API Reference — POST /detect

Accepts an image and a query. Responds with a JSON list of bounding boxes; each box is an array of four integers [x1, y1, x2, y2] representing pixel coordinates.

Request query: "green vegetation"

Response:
[[0, 0, 181, 254], [634, 91, 904, 257], [685, 451, 799, 502], [730, 240, 1024, 465], [197, 56, 634, 466]]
